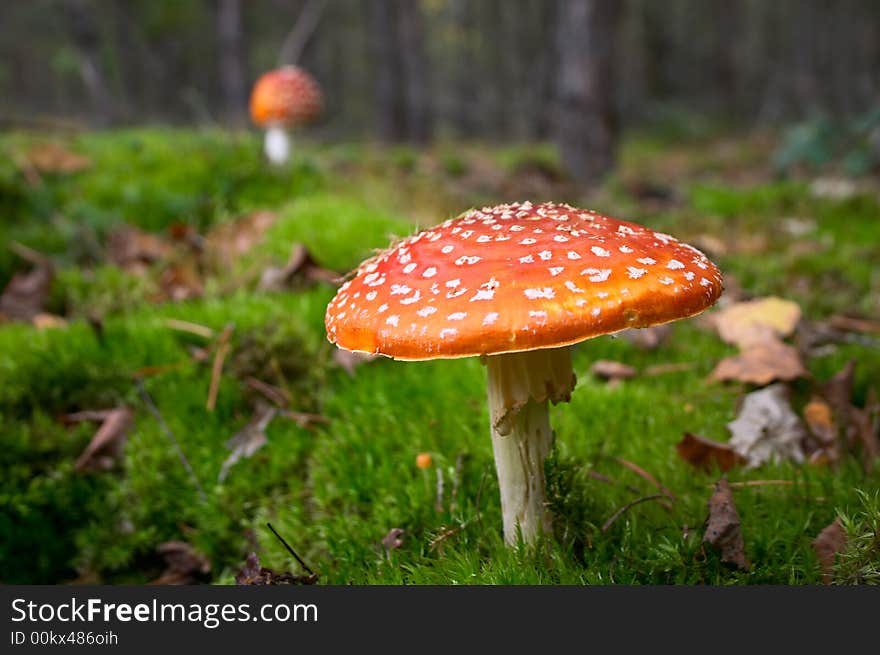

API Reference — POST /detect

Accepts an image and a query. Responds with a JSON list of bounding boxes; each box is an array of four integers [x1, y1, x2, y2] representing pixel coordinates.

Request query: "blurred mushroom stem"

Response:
[[264, 124, 291, 165], [485, 346, 576, 545]]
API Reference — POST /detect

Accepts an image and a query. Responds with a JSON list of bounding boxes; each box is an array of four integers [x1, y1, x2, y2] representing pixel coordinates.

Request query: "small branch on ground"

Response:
[[206, 323, 235, 411], [266, 522, 317, 580], [601, 494, 665, 532]]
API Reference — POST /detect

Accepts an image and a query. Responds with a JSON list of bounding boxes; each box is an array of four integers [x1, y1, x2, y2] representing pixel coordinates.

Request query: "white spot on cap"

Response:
[[509, 225, 525, 232], [565, 280, 584, 294], [618, 225, 636, 235], [591, 307, 601, 317], [627, 267, 647, 279], [446, 279, 460, 288], [390, 284, 411, 296], [659, 276, 674, 285], [700, 277, 712, 287], [386, 315, 399, 326], [549, 267, 565, 276], [538, 250, 552, 261], [619, 246, 634, 254], [378, 303, 389, 313], [423, 267, 437, 278], [482, 312, 499, 325], [519, 254, 535, 263], [524, 287, 555, 299], [591, 246, 611, 257], [637, 257, 656, 265], [455, 255, 481, 265], [582, 268, 611, 282], [667, 259, 685, 270], [684, 271, 695, 281], [448, 312, 467, 321], [476, 235, 492, 243], [520, 238, 537, 245], [529, 310, 548, 321], [567, 251, 581, 260], [440, 328, 458, 339], [441, 245, 455, 254], [417, 306, 437, 317], [403, 263, 417, 274], [553, 235, 569, 243], [400, 290, 421, 305], [597, 291, 609, 298], [366, 291, 378, 301]]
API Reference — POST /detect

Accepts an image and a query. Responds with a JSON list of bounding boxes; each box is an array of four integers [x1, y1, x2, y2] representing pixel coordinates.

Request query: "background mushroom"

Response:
[[325, 201, 723, 545], [249, 66, 323, 166]]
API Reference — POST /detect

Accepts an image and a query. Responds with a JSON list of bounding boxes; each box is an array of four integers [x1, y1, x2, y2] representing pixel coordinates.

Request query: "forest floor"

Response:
[[1, 128, 878, 584]]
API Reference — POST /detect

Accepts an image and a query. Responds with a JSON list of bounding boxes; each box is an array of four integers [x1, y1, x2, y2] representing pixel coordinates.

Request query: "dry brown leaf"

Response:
[[710, 297, 802, 348], [234, 552, 318, 585], [73, 407, 133, 473], [218, 403, 277, 482], [676, 432, 747, 472], [258, 242, 339, 291], [591, 359, 637, 381], [151, 542, 211, 585], [32, 313, 67, 330], [828, 315, 880, 335], [0, 259, 53, 323], [703, 478, 749, 570], [709, 336, 808, 386], [107, 224, 172, 274], [21, 142, 91, 174], [205, 211, 277, 266], [157, 262, 203, 303], [812, 518, 847, 584], [727, 383, 806, 467], [333, 348, 380, 377]]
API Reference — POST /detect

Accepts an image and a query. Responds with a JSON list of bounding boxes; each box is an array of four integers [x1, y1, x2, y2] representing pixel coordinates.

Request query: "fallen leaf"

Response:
[[709, 336, 808, 386], [107, 224, 172, 274], [151, 541, 211, 585], [828, 315, 880, 335], [218, 402, 277, 482], [234, 552, 317, 585], [258, 242, 339, 292], [703, 478, 749, 570], [591, 359, 637, 381], [73, 407, 133, 473], [710, 297, 802, 348], [31, 313, 67, 330], [205, 211, 277, 266], [333, 348, 380, 376], [727, 383, 807, 467], [676, 432, 747, 472], [382, 528, 405, 555], [157, 262, 203, 303], [21, 142, 91, 175], [803, 397, 840, 464], [0, 250, 53, 322], [812, 518, 847, 584]]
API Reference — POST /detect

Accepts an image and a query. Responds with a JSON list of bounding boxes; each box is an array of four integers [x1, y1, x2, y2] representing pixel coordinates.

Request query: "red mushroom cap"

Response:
[[325, 202, 723, 360], [249, 66, 323, 128]]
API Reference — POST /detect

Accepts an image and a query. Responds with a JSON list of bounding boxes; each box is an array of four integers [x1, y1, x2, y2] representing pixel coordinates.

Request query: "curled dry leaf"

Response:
[[0, 259, 53, 323], [73, 407, 133, 473], [709, 336, 808, 386], [218, 403, 277, 482], [812, 518, 847, 584], [235, 552, 318, 585], [710, 296, 802, 348], [107, 224, 172, 275], [21, 142, 91, 175], [258, 242, 339, 292], [151, 541, 211, 585], [204, 210, 277, 266], [590, 359, 637, 381], [676, 432, 747, 472], [703, 478, 749, 570], [727, 383, 806, 468]]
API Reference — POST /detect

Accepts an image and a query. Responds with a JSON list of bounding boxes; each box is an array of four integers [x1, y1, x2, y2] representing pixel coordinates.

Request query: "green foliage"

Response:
[[832, 491, 880, 585]]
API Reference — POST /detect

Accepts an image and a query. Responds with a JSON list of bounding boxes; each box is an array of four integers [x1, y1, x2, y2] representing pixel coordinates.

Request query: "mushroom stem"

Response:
[[264, 125, 292, 165], [485, 346, 576, 545]]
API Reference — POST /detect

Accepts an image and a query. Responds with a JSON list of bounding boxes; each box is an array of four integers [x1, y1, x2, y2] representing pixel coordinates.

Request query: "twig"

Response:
[[279, 409, 330, 429], [435, 467, 445, 513], [206, 323, 234, 411], [136, 379, 207, 503], [266, 522, 315, 577], [601, 494, 664, 532], [165, 318, 215, 339], [245, 377, 291, 408], [613, 457, 677, 501], [277, 0, 326, 67], [450, 453, 465, 512], [723, 479, 798, 489]]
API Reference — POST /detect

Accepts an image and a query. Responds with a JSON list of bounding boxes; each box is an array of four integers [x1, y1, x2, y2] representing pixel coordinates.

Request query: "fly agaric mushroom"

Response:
[[325, 201, 723, 545], [249, 66, 322, 166]]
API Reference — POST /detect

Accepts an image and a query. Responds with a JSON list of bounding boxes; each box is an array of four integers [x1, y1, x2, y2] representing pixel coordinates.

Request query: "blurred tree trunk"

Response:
[[371, 0, 406, 141], [554, 0, 621, 187], [216, 0, 247, 126], [60, 0, 115, 126], [398, 0, 432, 143]]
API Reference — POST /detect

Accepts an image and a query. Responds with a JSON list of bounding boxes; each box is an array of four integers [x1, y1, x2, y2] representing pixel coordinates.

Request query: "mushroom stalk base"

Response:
[[264, 125, 292, 166], [485, 347, 576, 545]]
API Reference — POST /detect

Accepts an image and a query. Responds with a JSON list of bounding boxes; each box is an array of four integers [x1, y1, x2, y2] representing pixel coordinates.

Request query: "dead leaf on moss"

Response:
[[710, 297, 802, 348], [157, 262, 203, 303], [828, 315, 880, 335], [676, 432, 746, 472], [812, 518, 847, 584], [107, 224, 172, 274], [709, 337, 808, 386], [205, 211, 277, 266], [258, 242, 339, 291], [218, 402, 277, 482], [32, 313, 67, 330], [0, 247, 53, 322], [73, 407, 133, 473], [703, 477, 749, 570], [151, 541, 211, 585], [21, 142, 91, 175], [591, 360, 637, 381], [727, 383, 806, 467]]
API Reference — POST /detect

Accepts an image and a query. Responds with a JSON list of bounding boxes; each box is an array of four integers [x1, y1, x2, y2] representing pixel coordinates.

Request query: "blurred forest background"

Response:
[[3, 0, 880, 179]]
